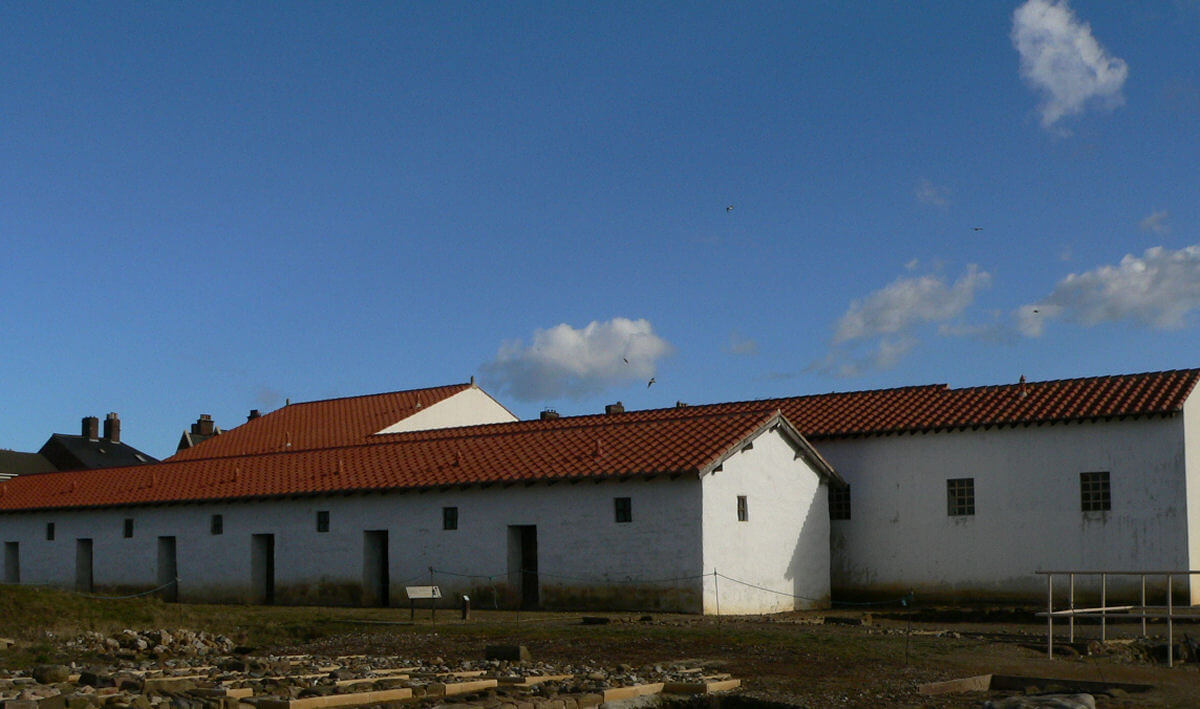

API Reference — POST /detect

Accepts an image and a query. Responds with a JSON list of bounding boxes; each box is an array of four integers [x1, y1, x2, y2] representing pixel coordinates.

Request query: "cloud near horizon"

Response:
[[481, 317, 673, 401], [1018, 245, 1200, 336], [814, 265, 991, 377], [1012, 0, 1128, 129]]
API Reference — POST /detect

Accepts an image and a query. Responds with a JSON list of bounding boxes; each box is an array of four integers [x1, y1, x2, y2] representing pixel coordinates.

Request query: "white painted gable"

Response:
[[373, 386, 517, 434]]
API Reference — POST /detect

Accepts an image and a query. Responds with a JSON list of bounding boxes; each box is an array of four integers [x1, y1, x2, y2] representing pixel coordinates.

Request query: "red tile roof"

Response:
[[0, 407, 800, 512], [672, 368, 1200, 438], [167, 384, 474, 461]]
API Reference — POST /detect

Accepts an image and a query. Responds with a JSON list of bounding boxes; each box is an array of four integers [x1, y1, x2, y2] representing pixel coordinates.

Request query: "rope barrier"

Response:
[[77, 577, 179, 600]]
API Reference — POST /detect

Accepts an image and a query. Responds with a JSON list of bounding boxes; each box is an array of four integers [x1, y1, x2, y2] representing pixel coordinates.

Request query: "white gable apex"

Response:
[[374, 386, 517, 434]]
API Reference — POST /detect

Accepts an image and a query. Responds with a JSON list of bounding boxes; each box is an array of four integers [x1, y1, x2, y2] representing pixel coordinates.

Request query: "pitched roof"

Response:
[[166, 383, 474, 461], [666, 368, 1200, 439], [0, 450, 56, 477], [0, 407, 818, 512], [37, 435, 159, 470]]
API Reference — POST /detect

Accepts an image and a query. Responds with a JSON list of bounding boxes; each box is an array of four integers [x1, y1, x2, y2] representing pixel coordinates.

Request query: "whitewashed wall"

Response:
[[0, 477, 706, 610], [821, 415, 1191, 602], [1184, 393, 1200, 604], [374, 387, 517, 434], [700, 428, 830, 614]]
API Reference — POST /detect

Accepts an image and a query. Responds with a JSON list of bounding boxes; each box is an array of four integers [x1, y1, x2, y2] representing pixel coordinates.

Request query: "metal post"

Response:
[[713, 569, 720, 617], [1100, 572, 1107, 642], [1068, 573, 1075, 643], [1140, 575, 1146, 637], [1167, 574, 1173, 668], [1047, 573, 1054, 660]]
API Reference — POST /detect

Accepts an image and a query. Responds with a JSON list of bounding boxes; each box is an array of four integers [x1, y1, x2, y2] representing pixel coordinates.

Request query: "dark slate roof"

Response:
[[37, 435, 159, 472], [0, 450, 57, 477]]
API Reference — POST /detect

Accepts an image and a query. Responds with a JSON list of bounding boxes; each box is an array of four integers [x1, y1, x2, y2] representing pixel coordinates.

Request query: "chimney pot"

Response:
[[605, 402, 625, 415], [192, 414, 215, 436], [103, 412, 120, 444], [82, 416, 100, 440], [248, 409, 261, 421], [540, 409, 560, 420]]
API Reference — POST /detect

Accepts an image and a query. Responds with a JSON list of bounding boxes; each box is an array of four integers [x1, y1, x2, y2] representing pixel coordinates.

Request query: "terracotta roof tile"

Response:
[[670, 369, 1200, 438], [166, 383, 473, 461], [0, 407, 786, 512]]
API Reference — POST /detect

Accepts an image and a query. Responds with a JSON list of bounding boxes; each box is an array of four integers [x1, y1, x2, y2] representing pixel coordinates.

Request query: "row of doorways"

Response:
[[14, 525, 539, 609], [254, 526, 540, 608]]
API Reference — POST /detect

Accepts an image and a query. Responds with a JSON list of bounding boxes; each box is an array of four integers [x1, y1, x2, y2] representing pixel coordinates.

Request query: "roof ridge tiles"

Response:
[[273, 382, 473, 408]]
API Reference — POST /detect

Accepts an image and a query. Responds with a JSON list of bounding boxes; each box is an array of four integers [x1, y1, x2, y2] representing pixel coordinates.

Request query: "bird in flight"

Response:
[[647, 377, 656, 388], [972, 227, 983, 231], [726, 205, 734, 212], [623, 357, 629, 364]]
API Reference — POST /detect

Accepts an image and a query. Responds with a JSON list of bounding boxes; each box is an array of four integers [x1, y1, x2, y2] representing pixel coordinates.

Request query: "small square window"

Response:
[[316, 510, 330, 533], [947, 478, 975, 516], [443, 506, 458, 530], [614, 497, 632, 523], [830, 485, 851, 520], [46, 522, 55, 541], [211, 514, 224, 535], [123, 518, 134, 538], [1081, 471, 1111, 512], [736, 495, 749, 522]]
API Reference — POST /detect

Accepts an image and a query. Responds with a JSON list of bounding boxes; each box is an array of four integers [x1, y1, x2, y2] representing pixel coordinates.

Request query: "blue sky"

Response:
[[2, 1, 1198, 459]]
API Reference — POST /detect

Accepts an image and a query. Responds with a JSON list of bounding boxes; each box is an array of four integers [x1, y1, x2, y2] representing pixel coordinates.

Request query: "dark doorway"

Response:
[[507, 525, 538, 609], [75, 538, 94, 593], [362, 530, 390, 607], [251, 533, 275, 604], [4, 542, 18, 584], [157, 536, 178, 602]]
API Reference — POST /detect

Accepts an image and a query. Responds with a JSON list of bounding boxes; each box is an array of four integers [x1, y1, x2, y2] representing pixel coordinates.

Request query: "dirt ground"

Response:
[[268, 610, 1200, 708], [3, 588, 1198, 709]]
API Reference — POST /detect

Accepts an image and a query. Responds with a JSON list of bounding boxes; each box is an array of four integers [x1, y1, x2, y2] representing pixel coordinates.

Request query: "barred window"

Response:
[[614, 497, 632, 523], [1081, 471, 1111, 512], [123, 518, 134, 538], [316, 510, 330, 533], [443, 506, 458, 530], [830, 485, 851, 520], [947, 478, 975, 516], [211, 514, 223, 535], [46, 522, 55, 541], [736, 495, 749, 522]]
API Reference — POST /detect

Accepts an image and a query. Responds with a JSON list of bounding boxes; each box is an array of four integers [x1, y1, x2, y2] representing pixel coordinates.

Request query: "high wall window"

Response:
[[830, 485, 851, 520], [1081, 471, 1111, 512], [123, 518, 134, 538], [443, 506, 458, 530], [316, 510, 330, 533], [46, 522, 55, 541], [614, 497, 632, 523], [736, 495, 749, 522], [211, 514, 224, 535], [947, 478, 975, 516]]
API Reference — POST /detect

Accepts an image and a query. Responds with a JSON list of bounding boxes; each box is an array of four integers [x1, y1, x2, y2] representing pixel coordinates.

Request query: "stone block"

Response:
[[485, 646, 530, 662]]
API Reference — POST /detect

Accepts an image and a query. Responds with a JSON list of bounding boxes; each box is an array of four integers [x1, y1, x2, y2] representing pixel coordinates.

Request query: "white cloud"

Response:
[[915, 179, 950, 208], [833, 265, 992, 344], [1019, 245, 1200, 335], [1139, 209, 1170, 234], [1012, 0, 1128, 129], [727, 331, 759, 356], [814, 265, 991, 376], [482, 318, 673, 401]]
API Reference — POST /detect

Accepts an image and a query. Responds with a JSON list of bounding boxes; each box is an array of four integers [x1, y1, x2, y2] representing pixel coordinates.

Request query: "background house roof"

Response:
[[0, 450, 57, 478], [166, 383, 474, 461], [0, 407, 794, 511], [37, 434, 159, 471]]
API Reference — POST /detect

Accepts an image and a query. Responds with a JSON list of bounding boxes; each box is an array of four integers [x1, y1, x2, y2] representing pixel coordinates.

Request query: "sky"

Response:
[[2, 1, 1198, 460]]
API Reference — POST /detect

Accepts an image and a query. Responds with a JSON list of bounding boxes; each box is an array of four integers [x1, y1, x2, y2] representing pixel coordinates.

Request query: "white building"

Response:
[[1, 369, 1197, 610], [0, 383, 839, 614]]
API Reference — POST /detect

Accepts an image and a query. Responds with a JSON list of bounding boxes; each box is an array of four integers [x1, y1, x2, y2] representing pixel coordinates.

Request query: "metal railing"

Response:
[[1036, 569, 1200, 667]]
